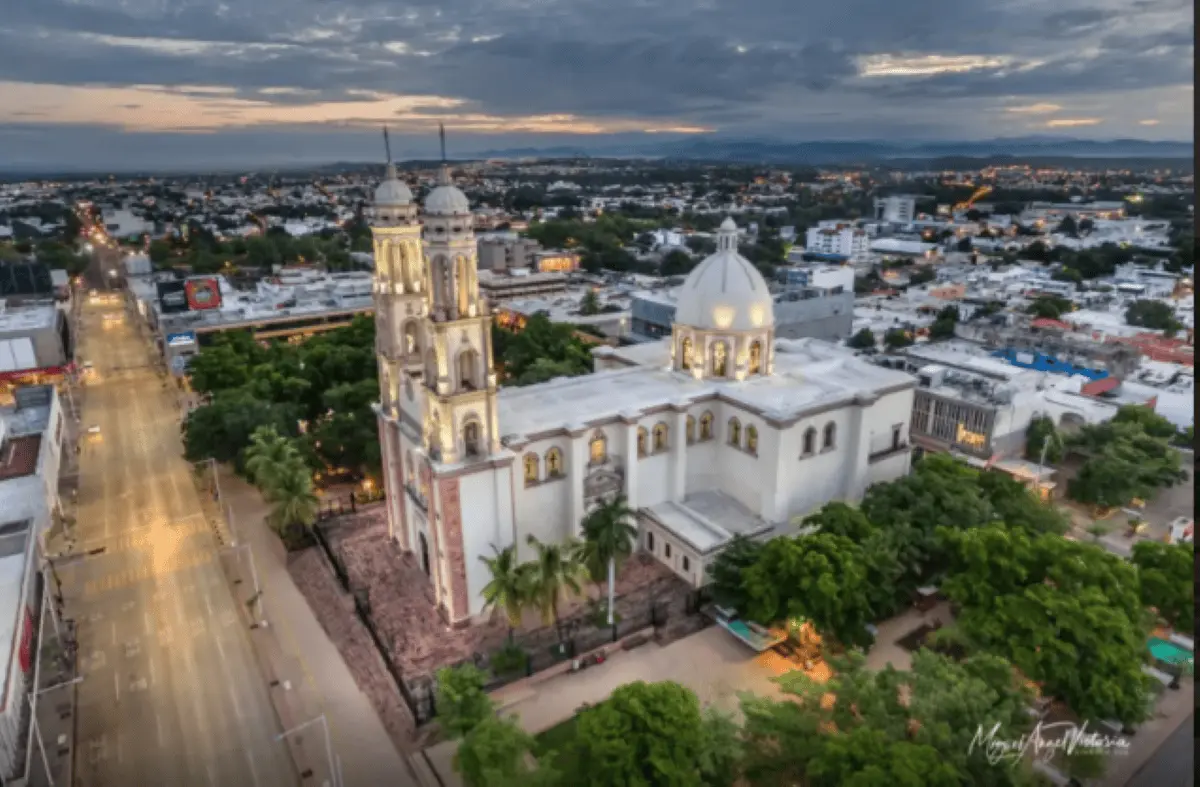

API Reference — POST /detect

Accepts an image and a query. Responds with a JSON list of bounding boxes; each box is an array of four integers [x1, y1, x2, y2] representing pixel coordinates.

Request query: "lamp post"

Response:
[[275, 715, 340, 787], [220, 543, 263, 619], [1033, 427, 1064, 500]]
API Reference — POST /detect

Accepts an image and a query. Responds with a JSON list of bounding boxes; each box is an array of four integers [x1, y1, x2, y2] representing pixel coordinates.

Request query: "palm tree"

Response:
[[480, 545, 532, 640], [244, 425, 302, 495], [525, 535, 586, 628], [264, 463, 320, 538], [579, 494, 638, 626]]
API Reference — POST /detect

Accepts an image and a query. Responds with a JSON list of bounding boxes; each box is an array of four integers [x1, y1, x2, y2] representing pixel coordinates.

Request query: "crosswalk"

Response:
[[73, 517, 210, 557], [82, 551, 215, 599]]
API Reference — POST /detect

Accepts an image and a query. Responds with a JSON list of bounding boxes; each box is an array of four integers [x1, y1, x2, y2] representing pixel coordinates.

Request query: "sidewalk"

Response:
[[25, 596, 78, 787], [218, 468, 415, 787], [1101, 677, 1195, 787]]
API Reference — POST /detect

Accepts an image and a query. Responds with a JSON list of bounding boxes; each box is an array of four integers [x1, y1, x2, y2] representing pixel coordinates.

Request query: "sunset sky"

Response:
[[0, 0, 1193, 170]]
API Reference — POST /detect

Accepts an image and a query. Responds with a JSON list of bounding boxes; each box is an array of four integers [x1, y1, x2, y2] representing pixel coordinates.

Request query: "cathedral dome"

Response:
[[674, 218, 775, 332], [374, 163, 413, 206], [424, 165, 471, 215]]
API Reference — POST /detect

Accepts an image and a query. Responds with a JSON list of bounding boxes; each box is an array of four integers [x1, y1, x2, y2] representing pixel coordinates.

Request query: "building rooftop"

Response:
[[645, 489, 773, 554], [499, 337, 914, 442], [0, 304, 56, 334]]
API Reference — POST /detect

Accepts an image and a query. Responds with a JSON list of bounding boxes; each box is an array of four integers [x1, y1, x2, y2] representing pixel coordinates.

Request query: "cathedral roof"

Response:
[[424, 165, 471, 215], [674, 217, 774, 332], [374, 163, 413, 206]]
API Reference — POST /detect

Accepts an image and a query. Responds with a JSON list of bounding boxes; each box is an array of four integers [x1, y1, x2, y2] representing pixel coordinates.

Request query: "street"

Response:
[[54, 299, 297, 786], [1125, 712, 1195, 787]]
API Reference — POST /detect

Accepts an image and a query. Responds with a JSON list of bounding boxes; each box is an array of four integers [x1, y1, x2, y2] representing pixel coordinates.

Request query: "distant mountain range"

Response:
[[471, 136, 1194, 165]]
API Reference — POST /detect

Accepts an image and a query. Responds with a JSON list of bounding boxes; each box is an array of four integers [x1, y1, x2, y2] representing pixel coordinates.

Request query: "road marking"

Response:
[[206, 763, 218, 787], [155, 710, 164, 746], [111, 621, 117, 647], [244, 747, 262, 787], [113, 672, 120, 702]]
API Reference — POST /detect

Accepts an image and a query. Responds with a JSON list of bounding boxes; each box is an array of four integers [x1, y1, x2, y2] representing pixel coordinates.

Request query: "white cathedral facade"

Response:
[[371, 162, 917, 626]]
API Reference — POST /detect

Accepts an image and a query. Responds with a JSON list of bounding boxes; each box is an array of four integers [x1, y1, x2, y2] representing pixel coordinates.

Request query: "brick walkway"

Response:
[[324, 511, 689, 679], [286, 547, 424, 752]]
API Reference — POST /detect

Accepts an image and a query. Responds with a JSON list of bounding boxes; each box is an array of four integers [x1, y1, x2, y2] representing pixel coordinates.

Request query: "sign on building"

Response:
[[185, 277, 222, 311]]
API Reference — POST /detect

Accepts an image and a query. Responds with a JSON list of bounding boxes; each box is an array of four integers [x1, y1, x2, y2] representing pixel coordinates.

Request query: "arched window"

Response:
[[545, 447, 564, 478], [802, 427, 817, 456], [699, 412, 714, 441], [680, 337, 693, 370], [403, 321, 419, 356], [462, 421, 482, 457], [523, 453, 540, 485], [637, 427, 649, 458], [728, 417, 741, 447], [653, 423, 668, 452], [589, 431, 607, 464], [823, 422, 836, 450], [746, 426, 759, 456], [457, 348, 478, 391], [686, 415, 696, 444], [712, 342, 728, 377], [748, 340, 763, 375]]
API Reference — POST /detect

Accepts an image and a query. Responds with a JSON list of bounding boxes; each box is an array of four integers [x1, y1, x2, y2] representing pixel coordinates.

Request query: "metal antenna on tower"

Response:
[[439, 122, 447, 163], [382, 125, 392, 164]]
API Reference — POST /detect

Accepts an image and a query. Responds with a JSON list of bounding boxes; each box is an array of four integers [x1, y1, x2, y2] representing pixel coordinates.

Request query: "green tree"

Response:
[[1125, 299, 1182, 333], [455, 716, 555, 787], [309, 379, 382, 477], [846, 328, 876, 350], [479, 545, 533, 639], [1024, 415, 1062, 464], [928, 317, 957, 340], [524, 535, 586, 628], [706, 534, 765, 613], [883, 328, 913, 350], [1132, 541, 1195, 634], [497, 313, 592, 385], [940, 525, 1153, 725], [243, 425, 303, 492], [182, 390, 299, 468], [263, 462, 320, 539], [660, 249, 696, 277], [1026, 296, 1071, 320], [435, 664, 494, 740], [1112, 404, 1179, 440], [976, 470, 1069, 536], [148, 239, 172, 265], [569, 681, 705, 787], [579, 288, 601, 316], [697, 708, 742, 787], [579, 495, 638, 626]]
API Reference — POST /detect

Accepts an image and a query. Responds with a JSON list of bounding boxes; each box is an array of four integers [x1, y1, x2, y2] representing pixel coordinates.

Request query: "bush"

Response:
[[490, 642, 530, 678]]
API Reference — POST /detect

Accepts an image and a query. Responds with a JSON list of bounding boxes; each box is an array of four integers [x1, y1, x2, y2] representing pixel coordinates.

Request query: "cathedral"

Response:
[[371, 158, 917, 626]]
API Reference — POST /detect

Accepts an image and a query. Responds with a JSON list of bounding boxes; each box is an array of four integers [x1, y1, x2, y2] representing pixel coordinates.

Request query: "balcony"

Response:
[[868, 442, 911, 464]]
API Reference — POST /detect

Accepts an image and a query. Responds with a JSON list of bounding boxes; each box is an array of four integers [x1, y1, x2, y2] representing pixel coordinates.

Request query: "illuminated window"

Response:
[[823, 423, 836, 450], [686, 415, 696, 444], [545, 448, 564, 477], [523, 454, 540, 485], [637, 427, 649, 458], [699, 412, 714, 441], [955, 423, 987, 450], [680, 337, 693, 370], [653, 423, 668, 452], [802, 427, 816, 456], [712, 342, 728, 376], [728, 418, 741, 447], [746, 426, 758, 456], [589, 431, 607, 464], [748, 341, 762, 375]]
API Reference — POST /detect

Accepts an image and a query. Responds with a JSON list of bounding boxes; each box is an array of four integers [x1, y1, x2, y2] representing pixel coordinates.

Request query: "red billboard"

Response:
[[185, 277, 222, 310]]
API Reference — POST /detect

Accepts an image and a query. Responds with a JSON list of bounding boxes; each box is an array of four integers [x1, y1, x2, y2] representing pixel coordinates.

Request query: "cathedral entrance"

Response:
[[418, 532, 431, 576]]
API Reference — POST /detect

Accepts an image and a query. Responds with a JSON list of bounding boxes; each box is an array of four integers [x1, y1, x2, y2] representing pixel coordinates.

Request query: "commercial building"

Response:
[[477, 270, 570, 302], [0, 385, 64, 780], [477, 235, 580, 274], [874, 195, 917, 224], [630, 276, 853, 344], [0, 305, 73, 402], [127, 270, 373, 374]]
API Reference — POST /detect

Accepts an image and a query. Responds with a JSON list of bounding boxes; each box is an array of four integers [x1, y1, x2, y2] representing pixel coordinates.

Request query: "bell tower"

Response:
[[418, 128, 500, 464], [370, 126, 428, 414]]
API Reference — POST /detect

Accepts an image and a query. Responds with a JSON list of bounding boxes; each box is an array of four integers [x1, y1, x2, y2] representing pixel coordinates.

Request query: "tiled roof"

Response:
[[0, 435, 40, 481]]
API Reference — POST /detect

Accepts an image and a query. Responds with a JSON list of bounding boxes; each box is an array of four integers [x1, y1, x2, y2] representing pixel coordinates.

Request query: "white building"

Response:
[[804, 222, 870, 262], [874, 195, 917, 224], [0, 385, 64, 780], [371, 164, 917, 626]]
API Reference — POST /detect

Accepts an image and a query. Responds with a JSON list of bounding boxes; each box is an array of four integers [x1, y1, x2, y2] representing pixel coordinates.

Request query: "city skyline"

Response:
[[0, 0, 1194, 169]]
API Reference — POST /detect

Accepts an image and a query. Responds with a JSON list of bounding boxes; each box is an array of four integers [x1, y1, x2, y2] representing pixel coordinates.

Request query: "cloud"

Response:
[[0, 0, 1192, 167], [1046, 117, 1105, 128], [1139, 118, 1161, 125], [1004, 102, 1064, 114]]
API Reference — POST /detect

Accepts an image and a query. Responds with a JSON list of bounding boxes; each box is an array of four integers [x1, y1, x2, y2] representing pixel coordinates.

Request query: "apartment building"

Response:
[[803, 222, 870, 262]]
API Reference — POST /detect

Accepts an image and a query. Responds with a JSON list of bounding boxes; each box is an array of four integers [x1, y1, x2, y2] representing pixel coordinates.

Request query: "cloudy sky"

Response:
[[0, 0, 1193, 170]]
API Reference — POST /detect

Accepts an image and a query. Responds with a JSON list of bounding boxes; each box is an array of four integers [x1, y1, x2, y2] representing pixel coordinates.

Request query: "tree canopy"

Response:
[[493, 313, 593, 386], [1131, 541, 1195, 634]]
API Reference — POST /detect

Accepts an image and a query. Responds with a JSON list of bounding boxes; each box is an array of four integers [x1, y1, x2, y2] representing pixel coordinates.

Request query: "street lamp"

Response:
[[220, 542, 264, 620], [275, 715, 340, 787]]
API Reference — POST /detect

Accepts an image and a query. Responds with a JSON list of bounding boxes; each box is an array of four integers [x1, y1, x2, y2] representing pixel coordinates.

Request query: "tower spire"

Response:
[[438, 122, 446, 163], [383, 125, 392, 164]]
